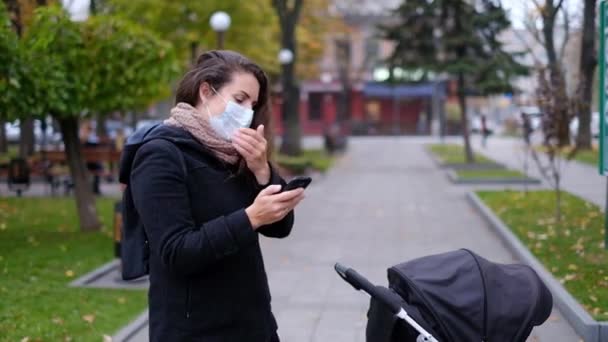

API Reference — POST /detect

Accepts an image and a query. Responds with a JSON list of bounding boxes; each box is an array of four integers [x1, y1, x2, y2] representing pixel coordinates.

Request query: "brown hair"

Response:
[[175, 50, 274, 159]]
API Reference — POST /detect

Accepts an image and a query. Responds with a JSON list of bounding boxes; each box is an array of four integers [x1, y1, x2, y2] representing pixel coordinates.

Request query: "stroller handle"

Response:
[[334, 263, 404, 315]]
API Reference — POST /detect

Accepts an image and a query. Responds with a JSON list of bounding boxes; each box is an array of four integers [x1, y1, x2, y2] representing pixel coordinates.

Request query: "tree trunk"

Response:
[[0, 118, 7, 153], [19, 118, 35, 157], [576, 0, 598, 150], [277, 0, 303, 156], [457, 73, 474, 163], [57, 115, 101, 232]]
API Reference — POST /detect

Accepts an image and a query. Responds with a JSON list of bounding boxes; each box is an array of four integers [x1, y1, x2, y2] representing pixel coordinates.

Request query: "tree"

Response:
[[576, 0, 598, 149], [24, 5, 176, 231], [382, 0, 526, 163], [273, 0, 303, 156]]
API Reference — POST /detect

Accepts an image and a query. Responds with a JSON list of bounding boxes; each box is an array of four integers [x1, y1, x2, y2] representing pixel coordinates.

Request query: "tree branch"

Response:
[[558, 4, 570, 62], [513, 28, 543, 66]]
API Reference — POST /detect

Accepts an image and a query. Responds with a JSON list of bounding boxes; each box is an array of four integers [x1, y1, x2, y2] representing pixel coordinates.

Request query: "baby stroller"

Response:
[[335, 249, 553, 342]]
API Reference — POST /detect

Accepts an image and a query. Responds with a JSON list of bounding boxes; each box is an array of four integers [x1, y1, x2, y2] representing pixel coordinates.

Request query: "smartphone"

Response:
[[282, 176, 312, 192]]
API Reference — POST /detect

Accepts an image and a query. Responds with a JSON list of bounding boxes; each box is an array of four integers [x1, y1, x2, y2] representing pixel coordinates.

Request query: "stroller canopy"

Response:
[[368, 249, 553, 342]]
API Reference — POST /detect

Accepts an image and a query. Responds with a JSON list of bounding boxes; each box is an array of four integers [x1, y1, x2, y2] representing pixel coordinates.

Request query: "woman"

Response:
[[120, 50, 305, 341]]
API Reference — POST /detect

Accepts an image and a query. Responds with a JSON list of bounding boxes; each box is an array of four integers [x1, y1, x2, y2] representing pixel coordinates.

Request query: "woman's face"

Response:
[[199, 72, 260, 119]]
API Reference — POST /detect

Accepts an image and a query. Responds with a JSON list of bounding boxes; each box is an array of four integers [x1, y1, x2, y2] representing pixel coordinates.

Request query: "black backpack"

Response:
[[120, 124, 186, 280]]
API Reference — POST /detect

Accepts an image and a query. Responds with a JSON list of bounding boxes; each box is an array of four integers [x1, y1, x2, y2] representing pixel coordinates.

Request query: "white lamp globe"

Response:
[[210, 11, 231, 32], [278, 49, 294, 65]]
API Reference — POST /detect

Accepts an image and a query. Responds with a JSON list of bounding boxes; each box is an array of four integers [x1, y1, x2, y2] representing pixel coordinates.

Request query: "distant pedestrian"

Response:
[[481, 114, 490, 148]]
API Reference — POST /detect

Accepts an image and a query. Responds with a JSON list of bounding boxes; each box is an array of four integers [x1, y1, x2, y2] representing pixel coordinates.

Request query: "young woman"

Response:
[[121, 50, 305, 341]]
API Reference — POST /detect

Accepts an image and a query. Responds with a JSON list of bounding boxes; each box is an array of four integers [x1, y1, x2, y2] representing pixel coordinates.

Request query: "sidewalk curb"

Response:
[[112, 310, 149, 342], [447, 169, 541, 185], [466, 192, 608, 342], [69, 259, 120, 288]]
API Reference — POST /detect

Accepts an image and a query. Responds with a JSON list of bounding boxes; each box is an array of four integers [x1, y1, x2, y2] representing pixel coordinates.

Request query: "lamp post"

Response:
[[209, 11, 231, 49], [278, 48, 299, 155]]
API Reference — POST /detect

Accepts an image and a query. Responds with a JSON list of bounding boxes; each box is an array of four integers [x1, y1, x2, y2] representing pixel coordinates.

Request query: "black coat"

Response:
[[120, 125, 293, 341]]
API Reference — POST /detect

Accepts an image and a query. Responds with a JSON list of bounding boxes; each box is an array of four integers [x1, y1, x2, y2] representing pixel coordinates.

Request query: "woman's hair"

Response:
[[175, 50, 274, 159]]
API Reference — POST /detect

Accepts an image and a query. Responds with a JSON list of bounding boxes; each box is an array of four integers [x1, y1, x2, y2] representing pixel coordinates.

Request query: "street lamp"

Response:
[[278, 48, 294, 65], [209, 11, 231, 49]]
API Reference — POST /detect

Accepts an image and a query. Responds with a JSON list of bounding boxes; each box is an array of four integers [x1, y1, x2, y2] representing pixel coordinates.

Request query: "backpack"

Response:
[[120, 124, 187, 280]]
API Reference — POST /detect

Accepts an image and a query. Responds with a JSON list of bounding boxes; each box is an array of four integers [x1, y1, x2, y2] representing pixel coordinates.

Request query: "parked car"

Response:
[[570, 111, 600, 140], [4, 118, 62, 145], [470, 116, 496, 135], [518, 106, 543, 131]]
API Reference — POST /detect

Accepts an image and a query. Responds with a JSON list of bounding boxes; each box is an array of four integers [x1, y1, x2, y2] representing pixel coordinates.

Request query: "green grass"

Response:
[[276, 149, 334, 174], [428, 144, 493, 164], [0, 146, 18, 164], [572, 149, 599, 167], [533, 145, 599, 167], [456, 169, 527, 179], [477, 190, 608, 321], [0, 198, 147, 341]]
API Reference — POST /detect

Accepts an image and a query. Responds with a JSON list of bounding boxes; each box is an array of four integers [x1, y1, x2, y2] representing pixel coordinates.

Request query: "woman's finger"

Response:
[[233, 136, 257, 156], [233, 141, 254, 159], [235, 131, 263, 150], [238, 128, 266, 144]]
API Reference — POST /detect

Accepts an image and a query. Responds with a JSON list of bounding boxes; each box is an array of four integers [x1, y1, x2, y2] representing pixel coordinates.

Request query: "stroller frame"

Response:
[[335, 263, 439, 342]]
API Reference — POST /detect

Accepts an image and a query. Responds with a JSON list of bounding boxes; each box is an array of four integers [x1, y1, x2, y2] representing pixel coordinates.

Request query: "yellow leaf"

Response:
[[590, 295, 598, 302], [568, 264, 578, 271], [21, 337, 29, 342], [103, 335, 112, 342], [0, 223, 6, 230], [65, 270, 74, 278], [82, 314, 95, 324], [117, 297, 126, 304], [52, 317, 64, 325]]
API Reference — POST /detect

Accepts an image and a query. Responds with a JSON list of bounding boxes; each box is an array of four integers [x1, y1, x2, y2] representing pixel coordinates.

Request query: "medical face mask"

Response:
[[206, 87, 254, 141]]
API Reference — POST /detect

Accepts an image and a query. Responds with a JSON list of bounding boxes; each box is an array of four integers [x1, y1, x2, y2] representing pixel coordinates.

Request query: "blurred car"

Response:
[[470, 116, 496, 135], [570, 111, 600, 140], [4, 118, 62, 145], [519, 106, 543, 131]]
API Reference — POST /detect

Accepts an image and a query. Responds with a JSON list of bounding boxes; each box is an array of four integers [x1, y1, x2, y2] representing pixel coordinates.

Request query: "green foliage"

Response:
[[82, 15, 179, 113], [103, 0, 280, 73], [0, 197, 147, 341], [380, 0, 528, 95], [0, 2, 40, 122], [478, 190, 608, 321]]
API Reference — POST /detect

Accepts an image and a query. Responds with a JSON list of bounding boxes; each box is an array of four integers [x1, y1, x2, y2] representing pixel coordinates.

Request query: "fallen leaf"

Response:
[[568, 264, 578, 271], [117, 297, 126, 304], [21, 337, 29, 342], [65, 270, 74, 278], [52, 317, 64, 325], [590, 295, 598, 302], [0, 223, 6, 230], [103, 335, 112, 342], [82, 314, 95, 324]]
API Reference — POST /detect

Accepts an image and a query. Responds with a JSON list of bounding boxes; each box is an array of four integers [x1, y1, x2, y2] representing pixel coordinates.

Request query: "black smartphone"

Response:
[[282, 176, 312, 192]]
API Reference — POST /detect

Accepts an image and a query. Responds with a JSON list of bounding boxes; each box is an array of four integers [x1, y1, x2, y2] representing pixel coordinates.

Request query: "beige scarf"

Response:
[[164, 102, 240, 165]]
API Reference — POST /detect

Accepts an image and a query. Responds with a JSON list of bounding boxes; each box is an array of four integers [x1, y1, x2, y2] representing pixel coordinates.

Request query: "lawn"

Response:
[[276, 148, 335, 174], [456, 169, 527, 179], [477, 190, 608, 321], [533, 145, 599, 168], [0, 197, 147, 341], [427, 144, 494, 164]]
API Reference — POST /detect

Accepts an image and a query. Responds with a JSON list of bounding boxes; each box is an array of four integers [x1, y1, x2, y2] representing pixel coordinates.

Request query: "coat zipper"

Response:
[[185, 283, 192, 319], [463, 249, 488, 342]]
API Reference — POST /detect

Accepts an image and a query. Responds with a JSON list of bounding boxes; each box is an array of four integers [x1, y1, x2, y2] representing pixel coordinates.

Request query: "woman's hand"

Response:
[[233, 125, 270, 185], [245, 185, 305, 230]]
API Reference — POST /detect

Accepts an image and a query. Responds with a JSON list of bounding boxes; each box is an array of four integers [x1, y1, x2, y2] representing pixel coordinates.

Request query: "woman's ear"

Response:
[[199, 82, 212, 105]]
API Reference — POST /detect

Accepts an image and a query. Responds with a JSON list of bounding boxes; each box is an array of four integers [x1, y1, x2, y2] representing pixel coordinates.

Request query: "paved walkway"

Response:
[[468, 135, 606, 209], [120, 137, 579, 341]]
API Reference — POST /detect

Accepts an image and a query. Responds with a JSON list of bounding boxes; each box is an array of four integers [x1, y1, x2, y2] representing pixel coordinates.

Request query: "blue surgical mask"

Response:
[[206, 87, 254, 141]]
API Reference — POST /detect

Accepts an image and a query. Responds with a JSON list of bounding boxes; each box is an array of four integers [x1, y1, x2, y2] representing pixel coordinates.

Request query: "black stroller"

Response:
[[335, 249, 553, 342]]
